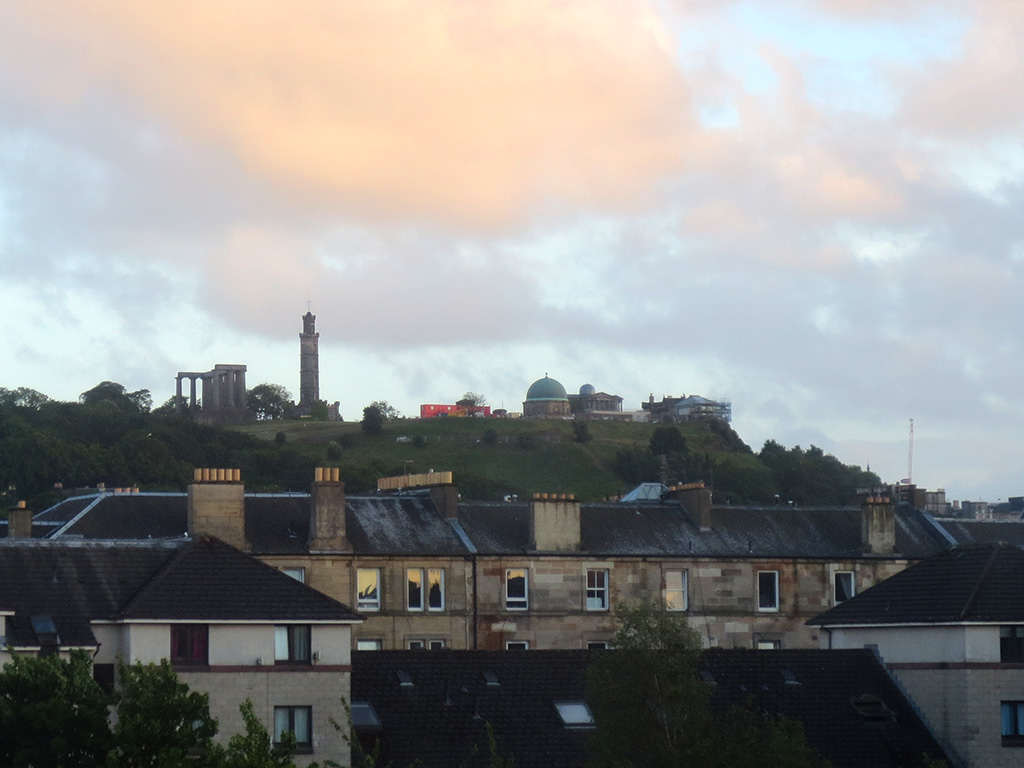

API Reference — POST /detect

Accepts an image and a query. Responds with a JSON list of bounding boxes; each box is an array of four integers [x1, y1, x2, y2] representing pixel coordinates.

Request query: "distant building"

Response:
[[420, 404, 492, 418], [567, 384, 627, 420], [297, 311, 320, 413], [523, 375, 571, 418], [642, 394, 732, 423], [175, 364, 251, 425]]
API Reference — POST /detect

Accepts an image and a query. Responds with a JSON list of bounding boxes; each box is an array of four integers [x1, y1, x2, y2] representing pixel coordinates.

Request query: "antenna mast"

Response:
[[907, 418, 914, 484]]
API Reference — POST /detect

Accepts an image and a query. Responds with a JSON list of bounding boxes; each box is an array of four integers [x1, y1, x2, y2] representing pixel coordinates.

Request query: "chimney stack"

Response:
[[429, 483, 459, 519], [309, 467, 349, 552], [8, 501, 32, 539], [671, 483, 712, 531], [187, 468, 248, 550], [861, 496, 896, 555], [530, 493, 581, 552]]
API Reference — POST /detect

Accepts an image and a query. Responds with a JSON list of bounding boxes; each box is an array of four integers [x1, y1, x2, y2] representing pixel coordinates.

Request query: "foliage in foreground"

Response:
[[586, 603, 831, 768]]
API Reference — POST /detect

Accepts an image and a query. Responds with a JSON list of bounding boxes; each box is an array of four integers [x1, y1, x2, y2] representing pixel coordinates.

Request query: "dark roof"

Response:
[[0, 540, 178, 646], [351, 650, 593, 768], [350, 649, 949, 768], [0, 536, 360, 647], [700, 648, 949, 768], [937, 518, 1024, 547], [457, 502, 948, 558], [118, 535, 361, 622], [346, 495, 469, 556], [810, 543, 1024, 626]]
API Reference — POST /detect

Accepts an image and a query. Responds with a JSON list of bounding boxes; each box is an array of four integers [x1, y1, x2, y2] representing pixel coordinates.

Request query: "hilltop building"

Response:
[[174, 364, 251, 425], [523, 375, 571, 418], [567, 384, 628, 420], [297, 311, 320, 413], [642, 393, 732, 423]]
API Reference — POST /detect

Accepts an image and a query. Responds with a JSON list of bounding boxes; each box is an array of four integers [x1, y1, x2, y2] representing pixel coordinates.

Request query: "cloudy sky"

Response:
[[2, 1, 1022, 502]]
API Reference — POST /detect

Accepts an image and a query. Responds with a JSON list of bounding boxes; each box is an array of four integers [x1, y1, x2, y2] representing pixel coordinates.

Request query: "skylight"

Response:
[[482, 669, 500, 687], [554, 701, 595, 729], [349, 702, 382, 730], [396, 670, 413, 687]]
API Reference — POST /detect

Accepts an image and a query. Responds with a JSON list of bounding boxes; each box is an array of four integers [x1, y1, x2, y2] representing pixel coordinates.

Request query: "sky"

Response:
[[2, 1, 1023, 504]]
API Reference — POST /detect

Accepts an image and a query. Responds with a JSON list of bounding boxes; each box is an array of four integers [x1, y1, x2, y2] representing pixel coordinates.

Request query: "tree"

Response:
[[587, 603, 830, 768], [222, 699, 298, 768], [650, 426, 688, 457], [367, 401, 400, 421], [361, 405, 384, 435], [80, 381, 152, 414], [572, 420, 592, 444], [107, 659, 221, 768], [456, 392, 487, 409], [0, 650, 112, 768], [247, 384, 293, 421]]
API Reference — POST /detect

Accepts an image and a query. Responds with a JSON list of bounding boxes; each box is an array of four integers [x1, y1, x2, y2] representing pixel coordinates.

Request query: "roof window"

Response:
[[851, 694, 895, 721], [350, 702, 382, 730], [396, 670, 414, 687], [482, 669, 500, 687], [554, 701, 595, 729]]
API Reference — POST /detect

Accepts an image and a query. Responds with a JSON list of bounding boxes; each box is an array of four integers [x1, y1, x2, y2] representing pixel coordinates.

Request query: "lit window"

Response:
[[427, 568, 444, 611], [554, 701, 595, 729], [1003, 701, 1024, 744], [274, 706, 312, 749], [664, 570, 688, 611], [357, 569, 380, 612], [1001, 627, 1024, 662], [506, 641, 529, 650], [756, 639, 780, 650], [757, 571, 779, 612], [506, 569, 528, 610], [281, 567, 305, 583], [170, 624, 208, 665], [356, 639, 382, 651], [275, 625, 311, 663], [407, 568, 424, 611], [834, 571, 855, 604], [586, 569, 609, 611]]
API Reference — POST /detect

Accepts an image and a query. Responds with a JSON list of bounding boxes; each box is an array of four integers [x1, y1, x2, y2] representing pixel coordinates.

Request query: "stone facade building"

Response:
[[18, 473, 956, 654], [523, 375, 571, 418]]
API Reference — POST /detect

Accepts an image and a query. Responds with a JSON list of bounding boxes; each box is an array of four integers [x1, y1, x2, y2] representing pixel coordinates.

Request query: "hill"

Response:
[[0, 384, 879, 510]]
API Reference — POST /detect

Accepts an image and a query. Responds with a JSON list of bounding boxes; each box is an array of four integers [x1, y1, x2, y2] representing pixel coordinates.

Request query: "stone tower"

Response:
[[299, 311, 320, 410]]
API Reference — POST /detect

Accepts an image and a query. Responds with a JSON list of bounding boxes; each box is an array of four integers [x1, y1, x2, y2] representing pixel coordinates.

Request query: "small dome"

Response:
[[579, 383, 596, 396], [526, 375, 569, 402]]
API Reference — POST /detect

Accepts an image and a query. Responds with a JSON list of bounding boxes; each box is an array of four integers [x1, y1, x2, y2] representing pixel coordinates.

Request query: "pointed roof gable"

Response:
[[810, 543, 1024, 626], [116, 535, 361, 622]]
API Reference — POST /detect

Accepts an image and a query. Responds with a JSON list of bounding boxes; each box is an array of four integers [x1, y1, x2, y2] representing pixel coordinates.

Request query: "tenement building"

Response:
[[11, 472, 957, 653]]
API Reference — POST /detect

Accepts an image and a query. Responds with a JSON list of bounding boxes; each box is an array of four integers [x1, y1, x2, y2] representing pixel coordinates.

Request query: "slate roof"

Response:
[[457, 501, 949, 558], [810, 543, 1024, 626], [117, 536, 362, 622], [350, 649, 949, 768], [936, 518, 1024, 547], [350, 650, 593, 768], [700, 649, 949, 768], [0, 536, 360, 647]]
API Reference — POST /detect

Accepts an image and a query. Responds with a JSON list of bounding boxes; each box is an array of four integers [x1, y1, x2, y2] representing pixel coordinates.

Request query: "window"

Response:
[[275, 625, 311, 664], [170, 624, 208, 665], [1001, 627, 1024, 662], [506, 568, 528, 610], [664, 570, 688, 611], [93, 663, 115, 694], [407, 568, 423, 611], [281, 567, 305, 583], [834, 571, 855, 604], [408, 639, 446, 650], [407, 568, 445, 611], [554, 701, 595, 729], [586, 569, 609, 611], [356, 639, 382, 651], [757, 571, 780, 612], [587, 641, 608, 650], [506, 641, 529, 650], [357, 569, 380, 612], [274, 706, 312, 751], [756, 639, 780, 650], [1003, 701, 1024, 745], [31, 615, 59, 655]]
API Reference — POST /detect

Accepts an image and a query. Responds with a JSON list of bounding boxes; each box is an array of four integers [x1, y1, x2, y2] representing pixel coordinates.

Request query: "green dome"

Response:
[[526, 375, 568, 402]]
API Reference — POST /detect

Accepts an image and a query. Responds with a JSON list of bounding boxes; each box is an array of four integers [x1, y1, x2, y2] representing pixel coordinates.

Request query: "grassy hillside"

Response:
[[232, 416, 758, 502]]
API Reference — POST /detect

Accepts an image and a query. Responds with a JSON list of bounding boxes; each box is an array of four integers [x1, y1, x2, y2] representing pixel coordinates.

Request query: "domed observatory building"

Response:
[[523, 375, 571, 418]]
